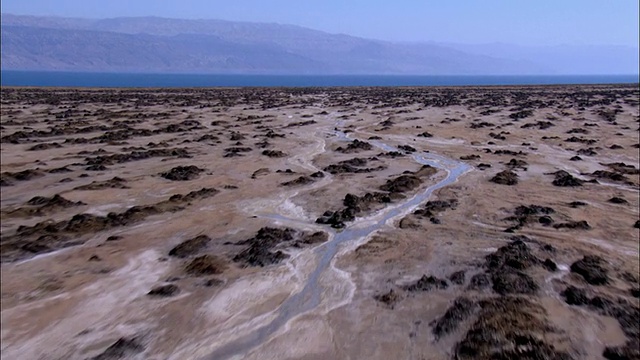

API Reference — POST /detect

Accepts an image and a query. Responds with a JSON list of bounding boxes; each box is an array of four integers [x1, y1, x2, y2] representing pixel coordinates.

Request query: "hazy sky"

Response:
[[2, 0, 638, 46]]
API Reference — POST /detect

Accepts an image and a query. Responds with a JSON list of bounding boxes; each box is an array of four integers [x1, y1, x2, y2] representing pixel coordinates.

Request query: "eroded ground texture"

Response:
[[1, 85, 639, 360]]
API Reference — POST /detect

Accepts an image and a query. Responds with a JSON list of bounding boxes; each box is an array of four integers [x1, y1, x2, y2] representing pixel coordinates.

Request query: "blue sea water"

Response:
[[1, 71, 638, 88]]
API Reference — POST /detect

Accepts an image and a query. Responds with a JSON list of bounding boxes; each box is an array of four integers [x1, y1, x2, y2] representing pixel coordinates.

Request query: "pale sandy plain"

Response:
[[0, 85, 639, 360]]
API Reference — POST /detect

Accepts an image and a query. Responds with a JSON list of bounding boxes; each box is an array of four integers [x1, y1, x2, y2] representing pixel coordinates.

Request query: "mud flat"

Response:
[[1, 85, 638, 359]]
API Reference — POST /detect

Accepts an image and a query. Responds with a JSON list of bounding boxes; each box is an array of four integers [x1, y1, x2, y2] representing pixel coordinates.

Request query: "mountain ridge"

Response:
[[1, 13, 637, 75]]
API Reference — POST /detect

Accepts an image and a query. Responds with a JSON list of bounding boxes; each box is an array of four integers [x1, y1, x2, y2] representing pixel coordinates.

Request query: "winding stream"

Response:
[[205, 125, 472, 359]]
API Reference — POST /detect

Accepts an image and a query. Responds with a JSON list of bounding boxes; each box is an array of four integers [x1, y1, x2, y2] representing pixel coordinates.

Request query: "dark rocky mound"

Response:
[[160, 165, 205, 181], [29, 194, 82, 207], [635, 220, 640, 229], [477, 163, 492, 170], [484, 239, 543, 295], [233, 227, 295, 267], [570, 255, 609, 285], [506, 158, 528, 170], [590, 170, 629, 182], [448, 270, 466, 285], [431, 297, 477, 339], [317, 192, 391, 228], [418, 131, 433, 137], [569, 201, 588, 208], [323, 158, 385, 174], [185, 255, 227, 276], [379, 174, 422, 193], [261, 150, 287, 158], [504, 204, 555, 231], [251, 168, 270, 179], [542, 258, 558, 271], [168, 235, 211, 258], [553, 220, 591, 230], [28, 142, 63, 151], [336, 139, 373, 153], [8, 194, 86, 217], [415, 199, 458, 218], [148, 284, 180, 297], [492, 269, 539, 295], [486, 239, 540, 271], [378, 151, 405, 158], [0, 168, 45, 186], [310, 171, 325, 178], [550, 170, 583, 187], [373, 289, 401, 308], [404, 275, 448, 292], [561, 286, 589, 305], [223, 147, 252, 157], [460, 154, 481, 160], [608, 196, 629, 204], [454, 297, 572, 360], [85, 148, 191, 166], [490, 170, 518, 185], [2, 188, 218, 262], [493, 149, 527, 156], [296, 231, 329, 246], [603, 162, 640, 175], [75, 177, 129, 190], [398, 145, 416, 153], [281, 176, 315, 187], [48, 166, 73, 174], [91, 337, 144, 360], [467, 273, 491, 290]]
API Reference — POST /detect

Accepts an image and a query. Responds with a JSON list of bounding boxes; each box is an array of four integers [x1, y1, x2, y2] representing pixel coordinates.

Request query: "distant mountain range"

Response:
[[1, 13, 638, 75]]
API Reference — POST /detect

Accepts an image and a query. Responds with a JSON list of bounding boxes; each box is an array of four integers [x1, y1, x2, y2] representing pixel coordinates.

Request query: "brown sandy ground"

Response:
[[0, 85, 638, 359]]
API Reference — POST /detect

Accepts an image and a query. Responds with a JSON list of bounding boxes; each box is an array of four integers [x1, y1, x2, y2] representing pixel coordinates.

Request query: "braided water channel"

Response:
[[205, 128, 472, 359]]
